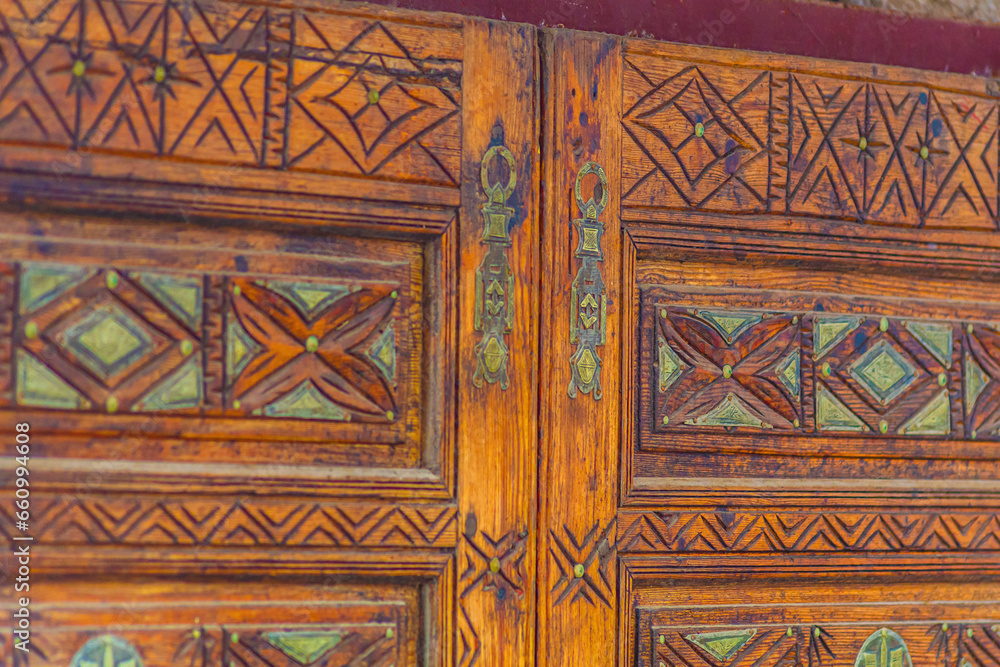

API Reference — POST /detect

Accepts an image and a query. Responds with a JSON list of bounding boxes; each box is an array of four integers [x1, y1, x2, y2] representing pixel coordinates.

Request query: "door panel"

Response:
[[0, 1, 537, 665], [540, 29, 1000, 667]]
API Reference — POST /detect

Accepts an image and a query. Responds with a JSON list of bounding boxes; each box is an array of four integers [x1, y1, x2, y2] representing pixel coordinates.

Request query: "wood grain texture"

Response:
[[538, 29, 622, 667], [454, 18, 538, 667]]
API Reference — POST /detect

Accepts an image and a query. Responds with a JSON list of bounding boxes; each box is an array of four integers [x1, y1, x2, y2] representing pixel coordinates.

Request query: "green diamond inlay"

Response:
[[848, 340, 918, 405], [260, 279, 350, 319], [684, 392, 771, 429], [696, 311, 761, 344], [813, 316, 863, 359], [132, 358, 203, 412], [59, 303, 153, 380], [135, 272, 203, 330], [904, 321, 953, 368], [686, 629, 757, 661], [657, 335, 686, 392], [964, 352, 989, 417], [19, 263, 93, 314], [264, 380, 349, 421], [71, 635, 143, 667], [262, 631, 344, 665], [16, 349, 90, 410], [364, 323, 396, 384]]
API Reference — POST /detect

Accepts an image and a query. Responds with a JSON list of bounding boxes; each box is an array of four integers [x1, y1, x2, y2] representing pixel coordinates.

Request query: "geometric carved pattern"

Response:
[[0, 495, 457, 548], [0, 0, 461, 186], [647, 623, 1000, 667], [623, 55, 1000, 230], [548, 520, 616, 608], [8, 262, 403, 422], [652, 305, 992, 438], [617, 510, 1000, 553]]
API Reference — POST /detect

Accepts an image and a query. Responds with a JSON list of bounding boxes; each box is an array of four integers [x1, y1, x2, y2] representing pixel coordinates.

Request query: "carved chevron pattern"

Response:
[[0, 496, 457, 547], [618, 510, 1000, 553], [549, 520, 616, 608], [0, 0, 462, 185], [623, 55, 1000, 229]]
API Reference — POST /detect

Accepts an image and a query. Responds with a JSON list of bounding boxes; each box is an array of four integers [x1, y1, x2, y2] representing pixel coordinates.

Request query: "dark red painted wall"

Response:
[[363, 0, 1000, 76]]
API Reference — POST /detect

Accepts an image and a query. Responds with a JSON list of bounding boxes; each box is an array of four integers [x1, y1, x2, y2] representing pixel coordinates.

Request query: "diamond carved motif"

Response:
[[848, 339, 918, 406]]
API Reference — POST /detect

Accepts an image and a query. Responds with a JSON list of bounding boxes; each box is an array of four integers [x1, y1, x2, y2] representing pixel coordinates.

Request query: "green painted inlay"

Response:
[[848, 340, 918, 405], [854, 628, 912, 667], [696, 311, 761, 344], [16, 349, 90, 410], [264, 380, 348, 421], [686, 629, 757, 661], [964, 352, 989, 417], [259, 279, 350, 319], [226, 316, 262, 382], [72, 635, 142, 667], [657, 335, 686, 392], [816, 384, 867, 432], [898, 388, 950, 436], [19, 263, 92, 314], [58, 303, 153, 380], [135, 273, 203, 330], [132, 358, 202, 412], [905, 321, 953, 368], [365, 323, 397, 384], [814, 316, 863, 359], [684, 392, 771, 429], [775, 349, 800, 400]]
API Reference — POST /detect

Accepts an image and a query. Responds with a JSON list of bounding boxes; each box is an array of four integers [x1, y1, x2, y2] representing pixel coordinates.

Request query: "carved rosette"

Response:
[[473, 144, 517, 389], [568, 161, 609, 399]]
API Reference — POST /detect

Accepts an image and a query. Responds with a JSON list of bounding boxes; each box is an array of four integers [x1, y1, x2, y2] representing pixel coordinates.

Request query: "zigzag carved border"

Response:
[[617, 510, 1000, 553], [0, 495, 457, 548]]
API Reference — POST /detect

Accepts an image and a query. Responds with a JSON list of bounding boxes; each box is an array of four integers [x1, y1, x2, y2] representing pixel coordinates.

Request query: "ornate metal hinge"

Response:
[[568, 161, 608, 399], [473, 144, 517, 389]]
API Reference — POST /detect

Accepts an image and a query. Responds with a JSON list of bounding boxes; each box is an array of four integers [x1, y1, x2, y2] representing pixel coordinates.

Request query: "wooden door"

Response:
[[0, 1, 538, 665], [538, 31, 1000, 667]]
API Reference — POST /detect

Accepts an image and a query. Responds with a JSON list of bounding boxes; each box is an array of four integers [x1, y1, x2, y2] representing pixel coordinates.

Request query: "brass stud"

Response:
[[24, 321, 38, 339], [919, 146, 930, 159], [968, 628, 975, 638], [815, 627, 821, 638], [231, 632, 239, 643], [192, 629, 201, 639], [786, 627, 793, 637], [181, 340, 194, 356], [489, 557, 501, 573], [968, 323, 975, 334], [793, 418, 800, 428], [232, 284, 242, 297], [305, 335, 319, 352], [723, 364, 733, 378], [938, 372, 947, 386], [972, 429, 978, 439], [233, 399, 242, 410], [72, 59, 86, 77], [106, 271, 119, 289], [660, 308, 667, 319], [386, 628, 394, 639], [106, 396, 119, 413], [367, 89, 379, 105], [879, 317, 889, 332], [662, 415, 669, 426], [858, 137, 868, 150], [879, 420, 888, 434], [573, 563, 585, 578], [659, 634, 666, 644], [792, 315, 799, 324], [694, 122, 705, 137], [821, 362, 832, 377], [390, 290, 398, 299], [942, 623, 949, 631], [387, 410, 395, 421], [154, 65, 167, 83]]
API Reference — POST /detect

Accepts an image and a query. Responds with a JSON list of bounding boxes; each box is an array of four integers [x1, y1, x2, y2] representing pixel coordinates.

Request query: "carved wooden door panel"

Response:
[[538, 32, 1000, 667], [0, 2, 538, 665]]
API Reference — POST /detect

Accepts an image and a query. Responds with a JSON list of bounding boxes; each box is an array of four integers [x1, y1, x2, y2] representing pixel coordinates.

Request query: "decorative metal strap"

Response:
[[568, 161, 608, 399], [473, 144, 517, 389]]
